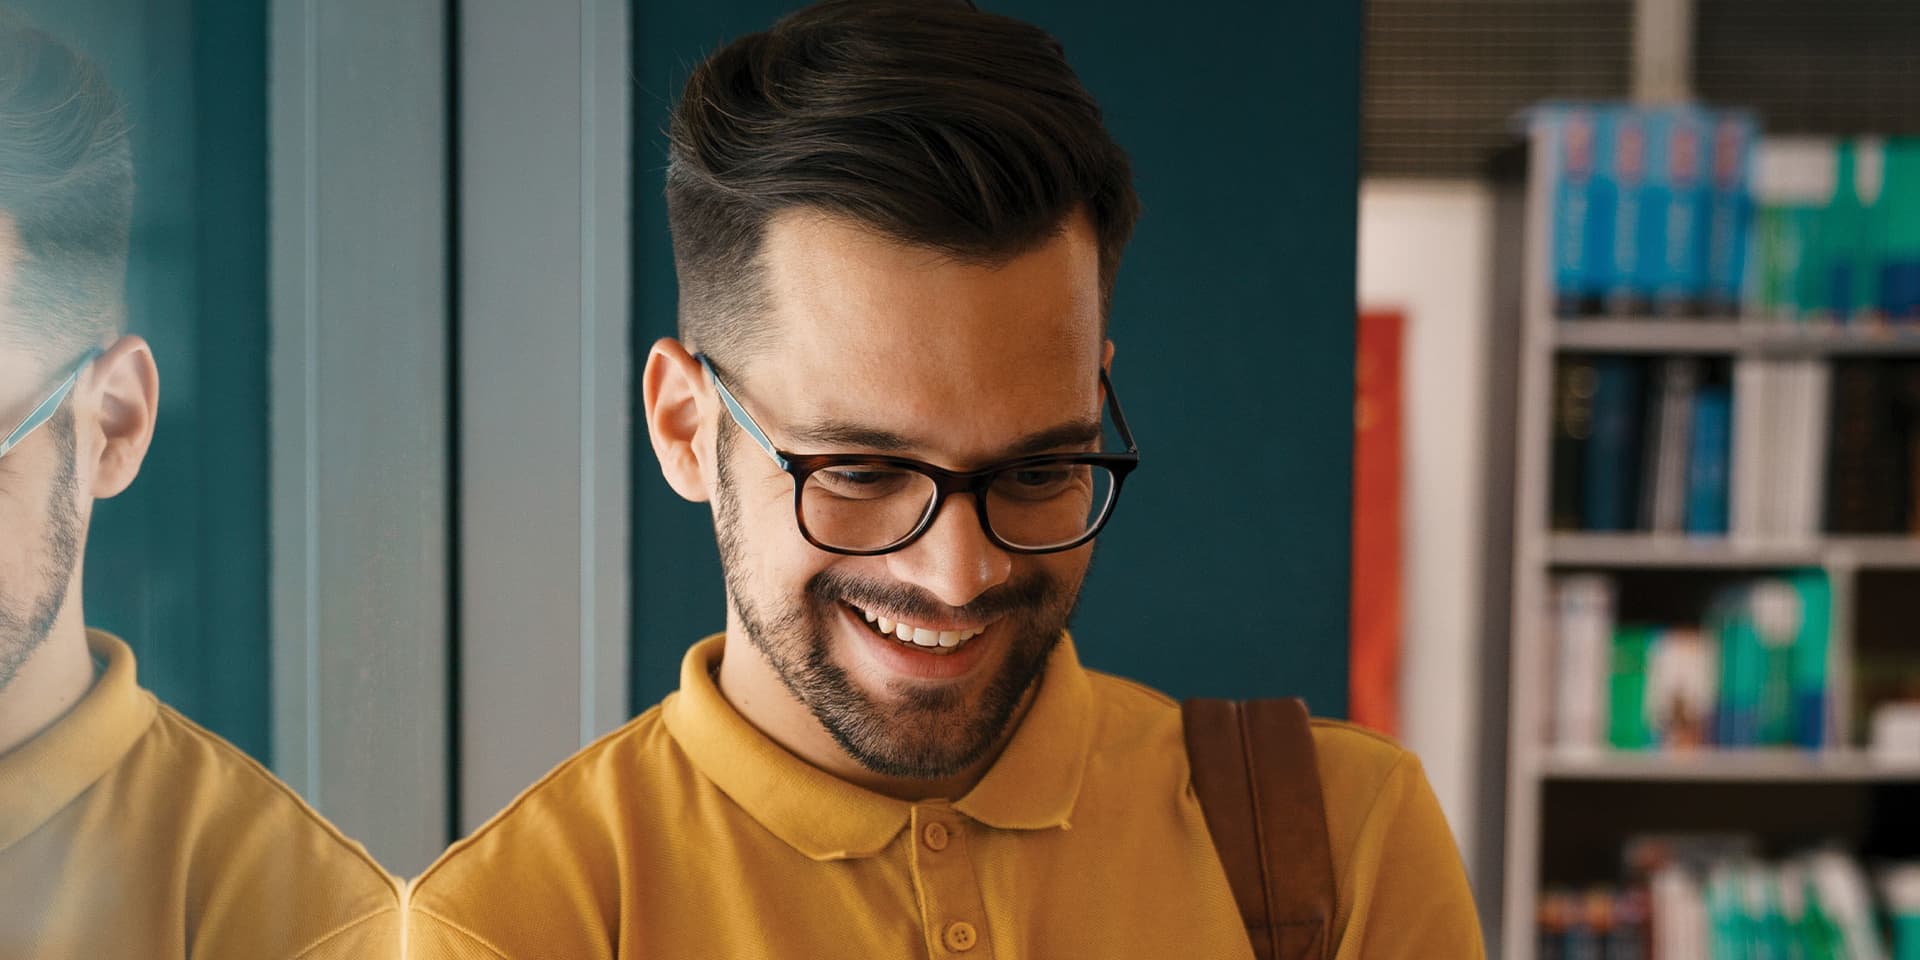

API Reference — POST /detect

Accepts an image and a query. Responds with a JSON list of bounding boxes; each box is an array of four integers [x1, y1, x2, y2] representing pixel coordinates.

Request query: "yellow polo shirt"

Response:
[[0, 631, 401, 959], [408, 634, 1482, 959]]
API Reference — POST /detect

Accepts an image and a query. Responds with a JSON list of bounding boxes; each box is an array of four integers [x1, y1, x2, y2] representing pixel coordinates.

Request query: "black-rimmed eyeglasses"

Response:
[[697, 353, 1140, 557]]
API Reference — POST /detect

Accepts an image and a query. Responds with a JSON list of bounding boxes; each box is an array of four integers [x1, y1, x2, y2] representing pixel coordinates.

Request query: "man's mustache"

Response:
[[806, 569, 1060, 623]]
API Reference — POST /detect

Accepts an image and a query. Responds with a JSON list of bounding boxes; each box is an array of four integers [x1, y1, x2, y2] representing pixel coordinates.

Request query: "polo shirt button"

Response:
[[923, 821, 950, 852], [944, 920, 978, 952]]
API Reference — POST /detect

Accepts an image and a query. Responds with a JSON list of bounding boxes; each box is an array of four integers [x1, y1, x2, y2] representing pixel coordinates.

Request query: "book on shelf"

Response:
[[1542, 839, 1920, 960], [1550, 354, 1920, 540], [1536, 104, 1757, 320], [1535, 101, 1920, 323], [1826, 360, 1920, 535], [1745, 136, 1920, 325], [1586, 357, 1647, 532], [1642, 357, 1699, 533], [1548, 572, 1832, 754], [1684, 382, 1732, 536], [1732, 358, 1831, 543], [1552, 575, 1617, 752], [1555, 358, 1598, 531]]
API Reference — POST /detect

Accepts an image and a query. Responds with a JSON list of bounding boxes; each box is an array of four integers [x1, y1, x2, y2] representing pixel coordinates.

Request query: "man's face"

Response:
[[713, 210, 1110, 780], [0, 238, 86, 694]]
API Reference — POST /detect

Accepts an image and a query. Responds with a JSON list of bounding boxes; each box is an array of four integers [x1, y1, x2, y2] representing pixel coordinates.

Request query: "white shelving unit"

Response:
[[1497, 125, 1920, 958]]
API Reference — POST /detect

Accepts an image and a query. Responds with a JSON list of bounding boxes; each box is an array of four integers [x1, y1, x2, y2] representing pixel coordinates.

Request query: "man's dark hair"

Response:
[[0, 8, 134, 361], [666, 0, 1140, 364]]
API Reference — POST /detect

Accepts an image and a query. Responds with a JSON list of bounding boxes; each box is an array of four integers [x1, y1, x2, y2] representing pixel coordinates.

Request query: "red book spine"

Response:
[[1351, 310, 1405, 736]]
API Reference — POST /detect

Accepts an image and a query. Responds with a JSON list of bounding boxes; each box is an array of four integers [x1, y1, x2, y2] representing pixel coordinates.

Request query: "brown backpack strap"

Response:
[[1183, 698, 1334, 960]]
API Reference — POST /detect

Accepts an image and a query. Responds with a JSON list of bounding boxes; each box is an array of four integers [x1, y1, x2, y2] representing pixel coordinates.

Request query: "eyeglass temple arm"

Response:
[[0, 348, 102, 460], [696, 353, 791, 472], [1100, 368, 1140, 455]]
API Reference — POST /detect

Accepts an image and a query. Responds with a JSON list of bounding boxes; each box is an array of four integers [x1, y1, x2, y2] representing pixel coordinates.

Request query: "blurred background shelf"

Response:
[[1552, 319, 1920, 356], [1540, 749, 1920, 783], [1546, 533, 1920, 570]]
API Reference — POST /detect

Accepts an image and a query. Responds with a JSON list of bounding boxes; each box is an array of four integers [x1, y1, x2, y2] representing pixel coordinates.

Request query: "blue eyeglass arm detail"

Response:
[[696, 353, 791, 473], [0, 348, 104, 461]]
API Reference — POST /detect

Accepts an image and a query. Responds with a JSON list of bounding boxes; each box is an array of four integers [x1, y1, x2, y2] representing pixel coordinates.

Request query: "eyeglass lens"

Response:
[[797, 461, 1117, 553]]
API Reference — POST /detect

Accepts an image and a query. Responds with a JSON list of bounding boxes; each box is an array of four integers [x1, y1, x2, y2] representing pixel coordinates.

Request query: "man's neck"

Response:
[[713, 626, 1032, 803], [0, 614, 93, 757]]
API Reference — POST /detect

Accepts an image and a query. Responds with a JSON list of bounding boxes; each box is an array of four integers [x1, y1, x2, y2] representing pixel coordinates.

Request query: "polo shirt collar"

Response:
[[0, 631, 156, 852], [662, 631, 1095, 861]]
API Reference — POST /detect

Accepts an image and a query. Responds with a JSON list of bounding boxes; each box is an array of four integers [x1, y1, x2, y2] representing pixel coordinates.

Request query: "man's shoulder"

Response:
[[1307, 717, 1416, 783], [127, 702, 402, 956], [406, 702, 684, 958], [1082, 668, 1182, 747], [1080, 673, 1416, 793], [140, 703, 401, 897], [409, 701, 681, 894]]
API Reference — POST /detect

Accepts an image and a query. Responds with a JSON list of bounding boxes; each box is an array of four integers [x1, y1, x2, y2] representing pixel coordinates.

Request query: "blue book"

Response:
[[1640, 106, 1712, 315], [1582, 357, 1645, 531], [1789, 571, 1832, 749], [1544, 105, 1607, 316], [1602, 107, 1650, 313], [1685, 384, 1732, 534], [1705, 111, 1757, 315]]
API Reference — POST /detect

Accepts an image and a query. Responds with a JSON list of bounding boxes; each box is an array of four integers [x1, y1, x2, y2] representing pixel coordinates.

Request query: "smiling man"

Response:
[[405, 2, 1482, 958], [0, 11, 399, 957]]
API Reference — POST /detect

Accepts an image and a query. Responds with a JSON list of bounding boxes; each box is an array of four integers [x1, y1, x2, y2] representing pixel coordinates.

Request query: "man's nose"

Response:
[[884, 492, 1013, 609]]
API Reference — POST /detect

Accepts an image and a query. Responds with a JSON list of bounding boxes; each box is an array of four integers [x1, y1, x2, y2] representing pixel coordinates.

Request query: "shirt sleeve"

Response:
[[1332, 752, 1486, 960]]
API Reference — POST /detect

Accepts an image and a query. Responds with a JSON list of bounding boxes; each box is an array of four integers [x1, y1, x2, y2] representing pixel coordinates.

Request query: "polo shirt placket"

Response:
[[908, 803, 994, 958]]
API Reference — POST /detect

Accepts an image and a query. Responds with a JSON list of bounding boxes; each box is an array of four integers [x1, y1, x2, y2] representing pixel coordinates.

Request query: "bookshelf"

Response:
[[1551, 318, 1920, 356], [1497, 124, 1920, 958], [1540, 748, 1920, 784], [1546, 533, 1920, 570]]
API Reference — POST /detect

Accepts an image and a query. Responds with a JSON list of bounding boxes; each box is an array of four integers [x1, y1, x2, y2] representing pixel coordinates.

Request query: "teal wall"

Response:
[[14, 0, 270, 760], [631, 2, 1359, 713]]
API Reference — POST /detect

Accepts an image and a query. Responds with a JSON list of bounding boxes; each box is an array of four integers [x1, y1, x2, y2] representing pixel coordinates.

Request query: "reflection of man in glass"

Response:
[[410, 2, 1481, 958], [0, 12, 400, 957]]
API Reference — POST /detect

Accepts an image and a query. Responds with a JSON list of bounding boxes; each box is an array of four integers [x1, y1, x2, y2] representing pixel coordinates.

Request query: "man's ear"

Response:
[[83, 335, 158, 500], [1102, 338, 1115, 375], [642, 338, 714, 504]]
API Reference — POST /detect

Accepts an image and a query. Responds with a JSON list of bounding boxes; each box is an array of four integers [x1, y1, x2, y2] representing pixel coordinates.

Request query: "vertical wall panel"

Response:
[[270, 0, 450, 875], [454, 0, 632, 833]]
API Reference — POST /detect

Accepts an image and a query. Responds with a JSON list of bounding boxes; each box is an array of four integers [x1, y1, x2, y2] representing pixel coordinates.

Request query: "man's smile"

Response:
[[843, 599, 993, 653]]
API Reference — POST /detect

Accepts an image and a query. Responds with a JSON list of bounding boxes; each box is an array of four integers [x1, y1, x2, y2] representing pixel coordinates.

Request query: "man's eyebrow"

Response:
[[784, 419, 1103, 459]]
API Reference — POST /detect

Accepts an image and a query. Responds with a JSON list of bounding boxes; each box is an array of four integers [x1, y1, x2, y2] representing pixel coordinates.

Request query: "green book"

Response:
[[1746, 865, 1792, 960], [1609, 626, 1656, 750], [1883, 141, 1920, 321], [1712, 593, 1765, 747], [1749, 579, 1801, 747], [1821, 140, 1887, 323], [1706, 863, 1748, 960], [1791, 206, 1830, 321], [1788, 571, 1833, 748]]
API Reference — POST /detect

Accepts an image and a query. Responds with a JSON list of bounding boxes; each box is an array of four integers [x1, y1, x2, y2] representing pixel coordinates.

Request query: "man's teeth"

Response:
[[858, 606, 983, 649]]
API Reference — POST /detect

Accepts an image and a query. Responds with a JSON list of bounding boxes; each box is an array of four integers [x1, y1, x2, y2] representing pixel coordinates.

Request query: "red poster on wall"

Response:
[[1351, 309, 1404, 737]]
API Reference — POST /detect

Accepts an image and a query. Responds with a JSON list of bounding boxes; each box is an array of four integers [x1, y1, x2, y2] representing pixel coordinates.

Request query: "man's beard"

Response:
[[713, 435, 1080, 781], [0, 408, 83, 694]]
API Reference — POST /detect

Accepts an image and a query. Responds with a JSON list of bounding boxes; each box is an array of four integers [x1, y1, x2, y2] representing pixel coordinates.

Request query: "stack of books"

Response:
[[1539, 837, 1920, 959], [1553, 356, 1736, 535], [1551, 356, 1920, 538], [1537, 104, 1758, 319], [1549, 572, 1831, 753], [1826, 360, 1920, 535], [1749, 138, 1920, 325]]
